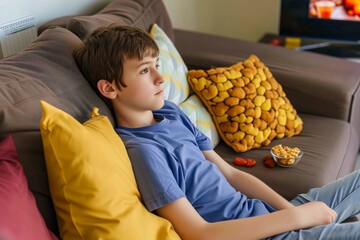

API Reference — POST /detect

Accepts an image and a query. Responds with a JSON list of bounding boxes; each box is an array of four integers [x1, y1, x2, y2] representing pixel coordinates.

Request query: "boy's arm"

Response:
[[202, 150, 293, 210], [157, 197, 336, 240]]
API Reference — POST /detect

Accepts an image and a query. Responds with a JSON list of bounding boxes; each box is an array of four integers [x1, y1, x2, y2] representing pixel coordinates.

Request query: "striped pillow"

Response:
[[150, 24, 189, 105]]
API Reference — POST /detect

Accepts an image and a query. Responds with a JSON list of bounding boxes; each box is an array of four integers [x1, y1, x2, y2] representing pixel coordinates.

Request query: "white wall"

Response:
[[163, 0, 281, 42], [0, 0, 112, 29], [0, 0, 280, 46]]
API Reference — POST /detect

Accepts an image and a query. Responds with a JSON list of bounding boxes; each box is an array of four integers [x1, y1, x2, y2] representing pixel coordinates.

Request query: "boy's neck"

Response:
[[115, 109, 158, 128]]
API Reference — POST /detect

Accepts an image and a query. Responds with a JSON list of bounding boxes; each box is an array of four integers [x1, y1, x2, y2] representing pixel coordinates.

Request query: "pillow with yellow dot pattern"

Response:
[[187, 55, 303, 152]]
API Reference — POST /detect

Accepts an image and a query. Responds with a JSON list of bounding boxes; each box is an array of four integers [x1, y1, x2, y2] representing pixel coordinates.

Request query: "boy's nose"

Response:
[[155, 71, 164, 85]]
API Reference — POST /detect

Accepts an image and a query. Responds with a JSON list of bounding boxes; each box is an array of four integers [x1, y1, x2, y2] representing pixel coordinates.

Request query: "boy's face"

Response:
[[115, 55, 165, 111]]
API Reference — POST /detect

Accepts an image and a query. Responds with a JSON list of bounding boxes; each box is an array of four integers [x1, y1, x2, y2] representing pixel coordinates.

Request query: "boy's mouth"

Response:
[[155, 89, 164, 95]]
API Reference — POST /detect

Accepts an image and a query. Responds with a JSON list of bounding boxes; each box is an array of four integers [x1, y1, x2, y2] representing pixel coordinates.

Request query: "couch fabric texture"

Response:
[[1, 0, 360, 238]]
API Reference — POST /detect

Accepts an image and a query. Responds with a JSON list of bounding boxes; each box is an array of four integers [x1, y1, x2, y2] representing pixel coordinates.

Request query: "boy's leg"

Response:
[[291, 169, 360, 222], [269, 170, 360, 240], [270, 222, 360, 240]]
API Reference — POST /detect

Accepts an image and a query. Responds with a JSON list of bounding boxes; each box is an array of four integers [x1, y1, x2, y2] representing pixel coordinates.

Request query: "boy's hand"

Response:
[[296, 201, 337, 228]]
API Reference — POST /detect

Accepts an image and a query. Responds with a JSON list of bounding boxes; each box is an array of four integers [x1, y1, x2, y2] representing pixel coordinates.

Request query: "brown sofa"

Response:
[[1, 0, 360, 238]]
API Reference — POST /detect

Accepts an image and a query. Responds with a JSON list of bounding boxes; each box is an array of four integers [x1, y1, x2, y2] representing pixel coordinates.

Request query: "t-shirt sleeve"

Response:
[[163, 101, 213, 151], [126, 143, 186, 212]]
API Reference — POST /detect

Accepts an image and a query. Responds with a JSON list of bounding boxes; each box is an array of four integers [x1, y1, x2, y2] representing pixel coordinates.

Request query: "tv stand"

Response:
[[301, 43, 360, 58], [259, 33, 360, 59]]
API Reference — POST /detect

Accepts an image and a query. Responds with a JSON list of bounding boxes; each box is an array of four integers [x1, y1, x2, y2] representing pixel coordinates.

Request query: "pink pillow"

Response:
[[0, 135, 57, 240]]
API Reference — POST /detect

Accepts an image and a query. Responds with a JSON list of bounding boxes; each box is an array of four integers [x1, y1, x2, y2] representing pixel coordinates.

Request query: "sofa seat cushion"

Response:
[[215, 113, 359, 200]]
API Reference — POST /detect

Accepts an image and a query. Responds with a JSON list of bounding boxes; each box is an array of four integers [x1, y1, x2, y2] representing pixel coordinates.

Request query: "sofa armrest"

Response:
[[174, 29, 360, 123]]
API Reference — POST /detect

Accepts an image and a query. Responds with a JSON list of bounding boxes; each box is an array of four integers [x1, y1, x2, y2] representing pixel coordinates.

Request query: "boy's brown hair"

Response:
[[73, 24, 159, 108]]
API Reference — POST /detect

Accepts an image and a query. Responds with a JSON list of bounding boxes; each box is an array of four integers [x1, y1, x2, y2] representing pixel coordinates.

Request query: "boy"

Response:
[[73, 24, 360, 239]]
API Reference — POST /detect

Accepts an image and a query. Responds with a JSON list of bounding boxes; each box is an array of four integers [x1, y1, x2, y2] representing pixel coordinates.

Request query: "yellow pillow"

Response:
[[187, 55, 303, 152], [39, 101, 180, 240]]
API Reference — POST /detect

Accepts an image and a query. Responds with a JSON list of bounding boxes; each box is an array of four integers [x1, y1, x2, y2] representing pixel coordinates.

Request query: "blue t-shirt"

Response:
[[116, 100, 274, 222]]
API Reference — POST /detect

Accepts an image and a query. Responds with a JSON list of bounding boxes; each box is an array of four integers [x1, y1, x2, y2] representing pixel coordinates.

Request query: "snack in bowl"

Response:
[[270, 144, 303, 167]]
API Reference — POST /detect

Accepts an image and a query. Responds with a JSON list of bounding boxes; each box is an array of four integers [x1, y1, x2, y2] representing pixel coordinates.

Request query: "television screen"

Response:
[[280, 0, 360, 43], [309, 0, 360, 20]]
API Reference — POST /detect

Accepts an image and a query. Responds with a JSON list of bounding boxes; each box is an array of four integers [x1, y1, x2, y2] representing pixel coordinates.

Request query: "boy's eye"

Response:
[[156, 63, 160, 69], [140, 68, 149, 74]]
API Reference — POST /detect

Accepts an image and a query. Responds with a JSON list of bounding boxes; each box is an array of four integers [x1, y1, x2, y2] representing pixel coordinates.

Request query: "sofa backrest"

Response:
[[67, 0, 174, 40], [0, 27, 114, 235], [38, 0, 174, 40]]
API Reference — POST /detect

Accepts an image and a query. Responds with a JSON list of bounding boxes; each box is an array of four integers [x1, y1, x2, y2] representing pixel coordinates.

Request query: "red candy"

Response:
[[233, 157, 257, 168], [233, 156, 276, 168], [245, 158, 257, 167], [233, 157, 247, 166], [263, 155, 276, 168]]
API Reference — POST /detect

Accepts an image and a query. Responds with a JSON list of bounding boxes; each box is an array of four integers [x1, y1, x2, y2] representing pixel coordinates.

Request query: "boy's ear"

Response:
[[97, 80, 117, 99]]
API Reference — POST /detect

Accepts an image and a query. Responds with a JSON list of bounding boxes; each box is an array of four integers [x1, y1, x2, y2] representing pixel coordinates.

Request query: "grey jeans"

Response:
[[269, 170, 360, 240]]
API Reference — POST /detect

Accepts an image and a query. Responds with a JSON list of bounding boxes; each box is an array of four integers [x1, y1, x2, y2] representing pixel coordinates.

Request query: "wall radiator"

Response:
[[0, 16, 37, 59]]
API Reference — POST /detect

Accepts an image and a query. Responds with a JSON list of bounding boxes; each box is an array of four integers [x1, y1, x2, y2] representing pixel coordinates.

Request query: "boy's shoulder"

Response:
[[155, 100, 196, 131]]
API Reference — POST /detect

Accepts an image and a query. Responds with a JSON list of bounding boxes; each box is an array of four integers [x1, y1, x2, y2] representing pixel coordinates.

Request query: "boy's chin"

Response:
[[152, 99, 165, 110]]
